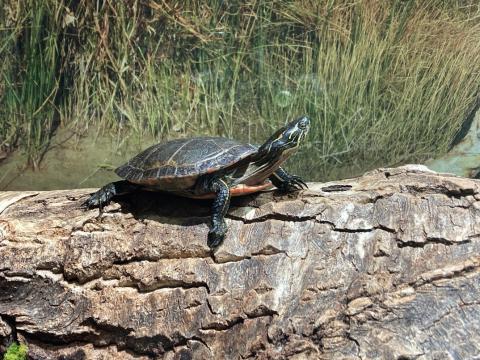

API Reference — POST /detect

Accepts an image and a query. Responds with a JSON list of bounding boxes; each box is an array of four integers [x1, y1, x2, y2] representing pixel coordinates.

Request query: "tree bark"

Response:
[[1, 165, 480, 359]]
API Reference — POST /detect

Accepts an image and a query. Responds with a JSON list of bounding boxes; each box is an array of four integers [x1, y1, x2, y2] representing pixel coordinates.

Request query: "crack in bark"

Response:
[[413, 261, 480, 289], [16, 326, 122, 351], [201, 316, 244, 331], [227, 212, 317, 224], [345, 331, 361, 359], [211, 254, 252, 264], [18, 321, 173, 358], [2, 314, 18, 343], [78, 318, 174, 356], [112, 254, 212, 267], [201, 307, 278, 332], [0, 192, 40, 215], [1, 267, 211, 300], [251, 246, 288, 257], [205, 297, 217, 315], [115, 280, 211, 294], [421, 308, 454, 331], [166, 334, 211, 355], [212, 250, 288, 264], [402, 184, 476, 199], [18, 331, 144, 358], [397, 238, 471, 249], [317, 219, 396, 234]]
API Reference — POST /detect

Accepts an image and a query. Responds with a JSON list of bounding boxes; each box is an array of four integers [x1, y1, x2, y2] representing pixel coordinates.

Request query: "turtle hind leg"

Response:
[[206, 178, 231, 248], [269, 167, 308, 192], [83, 180, 138, 210]]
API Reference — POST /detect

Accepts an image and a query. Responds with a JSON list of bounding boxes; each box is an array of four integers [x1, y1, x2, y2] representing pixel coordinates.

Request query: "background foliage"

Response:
[[1, 0, 479, 179]]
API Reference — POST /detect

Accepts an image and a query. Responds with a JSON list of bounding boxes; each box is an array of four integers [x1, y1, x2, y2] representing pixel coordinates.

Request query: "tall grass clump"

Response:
[[1, 0, 480, 179], [1, 0, 63, 168]]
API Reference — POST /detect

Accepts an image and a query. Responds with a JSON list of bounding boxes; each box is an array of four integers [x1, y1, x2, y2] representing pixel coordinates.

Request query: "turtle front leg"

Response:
[[83, 180, 139, 211], [207, 178, 231, 248], [270, 167, 308, 192]]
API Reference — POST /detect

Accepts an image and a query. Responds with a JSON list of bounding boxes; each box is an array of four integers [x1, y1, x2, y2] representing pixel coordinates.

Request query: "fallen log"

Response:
[[1, 165, 480, 359]]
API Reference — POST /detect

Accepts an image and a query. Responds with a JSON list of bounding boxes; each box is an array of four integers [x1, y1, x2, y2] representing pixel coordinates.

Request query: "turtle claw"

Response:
[[280, 175, 308, 192], [83, 184, 115, 210], [207, 222, 227, 248], [290, 175, 308, 190], [83, 193, 103, 209]]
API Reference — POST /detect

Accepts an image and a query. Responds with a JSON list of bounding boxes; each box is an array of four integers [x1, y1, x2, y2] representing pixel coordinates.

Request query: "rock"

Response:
[[427, 101, 480, 177], [0, 166, 480, 359]]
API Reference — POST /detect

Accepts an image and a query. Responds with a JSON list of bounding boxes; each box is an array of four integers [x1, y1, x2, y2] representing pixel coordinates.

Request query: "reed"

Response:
[[1, 0, 479, 179]]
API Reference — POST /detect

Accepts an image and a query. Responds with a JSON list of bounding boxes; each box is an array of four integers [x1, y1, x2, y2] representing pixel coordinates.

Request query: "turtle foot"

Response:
[[207, 224, 227, 248], [279, 175, 308, 192], [82, 184, 115, 209]]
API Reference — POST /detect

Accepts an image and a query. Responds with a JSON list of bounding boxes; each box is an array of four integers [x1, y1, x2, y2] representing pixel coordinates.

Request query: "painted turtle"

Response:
[[84, 116, 310, 247]]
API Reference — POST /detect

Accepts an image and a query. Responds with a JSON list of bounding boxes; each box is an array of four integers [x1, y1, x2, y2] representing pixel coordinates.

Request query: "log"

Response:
[[1, 165, 480, 359]]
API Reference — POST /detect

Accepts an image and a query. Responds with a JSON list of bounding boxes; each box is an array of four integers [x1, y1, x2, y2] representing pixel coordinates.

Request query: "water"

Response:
[[426, 106, 480, 178], [0, 128, 152, 191], [9, 102, 474, 191], [1, 126, 341, 191]]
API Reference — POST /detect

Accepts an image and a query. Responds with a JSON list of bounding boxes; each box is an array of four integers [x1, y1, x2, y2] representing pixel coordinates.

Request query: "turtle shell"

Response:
[[115, 136, 257, 190]]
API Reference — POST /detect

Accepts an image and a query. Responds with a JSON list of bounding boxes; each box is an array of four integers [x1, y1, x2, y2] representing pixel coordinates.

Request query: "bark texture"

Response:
[[1, 165, 480, 359]]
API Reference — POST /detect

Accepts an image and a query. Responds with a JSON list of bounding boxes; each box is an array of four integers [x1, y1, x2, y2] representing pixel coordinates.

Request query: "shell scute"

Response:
[[115, 137, 256, 187]]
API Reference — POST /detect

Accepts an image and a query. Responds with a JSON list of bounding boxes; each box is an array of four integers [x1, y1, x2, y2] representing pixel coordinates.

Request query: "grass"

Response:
[[1, 0, 480, 180], [1, 0, 61, 169]]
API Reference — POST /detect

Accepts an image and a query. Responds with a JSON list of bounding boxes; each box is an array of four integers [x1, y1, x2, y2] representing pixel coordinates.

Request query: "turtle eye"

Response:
[[297, 116, 309, 130]]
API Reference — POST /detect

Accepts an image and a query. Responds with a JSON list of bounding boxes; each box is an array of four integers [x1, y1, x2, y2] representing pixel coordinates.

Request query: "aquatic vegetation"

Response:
[[0, 0, 479, 180], [1, 0, 61, 169]]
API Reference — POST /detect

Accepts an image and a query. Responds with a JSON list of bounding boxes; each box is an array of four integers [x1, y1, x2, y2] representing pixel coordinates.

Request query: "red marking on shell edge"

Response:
[[131, 178, 161, 186], [189, 181, 273, 199]]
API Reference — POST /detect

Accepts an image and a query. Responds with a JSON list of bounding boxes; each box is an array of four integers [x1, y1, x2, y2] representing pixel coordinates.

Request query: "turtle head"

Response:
[[258, 116, 310, 159]]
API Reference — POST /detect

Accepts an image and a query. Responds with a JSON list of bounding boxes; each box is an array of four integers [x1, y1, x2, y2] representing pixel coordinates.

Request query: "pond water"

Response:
[[0, 128, 146, 191], [2, 108, 478, 191], [0, 126, 337, 191], [425, 107, 480, 179]]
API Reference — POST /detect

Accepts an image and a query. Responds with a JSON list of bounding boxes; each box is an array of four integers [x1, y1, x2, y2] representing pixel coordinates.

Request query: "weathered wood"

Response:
[[1, 165, 480, 359]]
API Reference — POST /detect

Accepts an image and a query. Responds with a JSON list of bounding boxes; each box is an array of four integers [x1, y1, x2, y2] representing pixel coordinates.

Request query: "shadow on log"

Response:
[[1, 165, 480, 359]]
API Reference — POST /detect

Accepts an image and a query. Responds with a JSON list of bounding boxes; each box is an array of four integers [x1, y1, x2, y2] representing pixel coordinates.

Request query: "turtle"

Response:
[[84, 115, 310, 247]]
